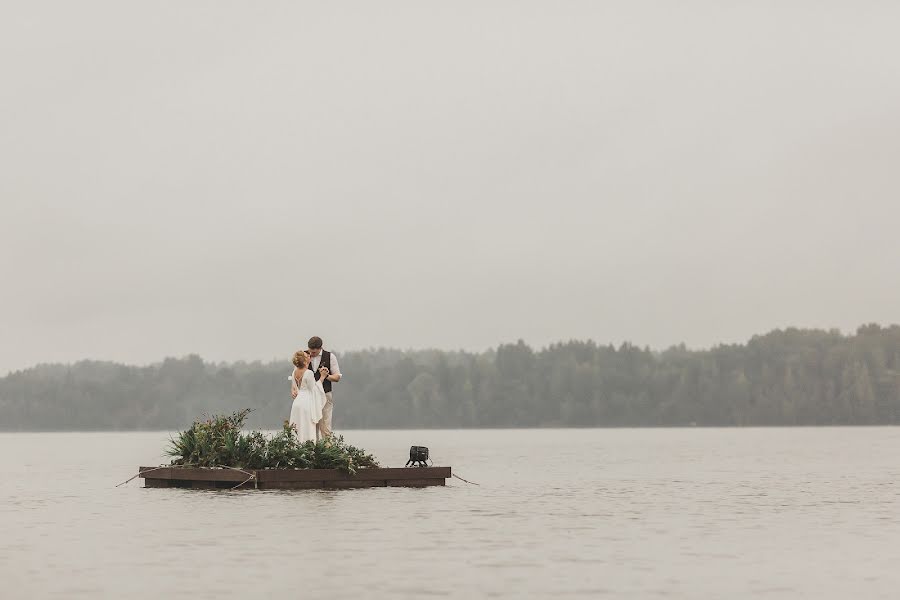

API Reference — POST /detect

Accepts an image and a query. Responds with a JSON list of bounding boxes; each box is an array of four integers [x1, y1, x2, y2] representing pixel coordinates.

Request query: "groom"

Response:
[[291, 336, 341, 438]]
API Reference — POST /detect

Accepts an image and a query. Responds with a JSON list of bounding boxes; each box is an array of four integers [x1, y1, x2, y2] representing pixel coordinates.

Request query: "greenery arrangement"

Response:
[[166, 409, 380, 475]]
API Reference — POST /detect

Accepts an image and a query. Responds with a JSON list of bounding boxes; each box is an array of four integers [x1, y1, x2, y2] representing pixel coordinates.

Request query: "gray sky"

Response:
[[2, 1, 899, 374]]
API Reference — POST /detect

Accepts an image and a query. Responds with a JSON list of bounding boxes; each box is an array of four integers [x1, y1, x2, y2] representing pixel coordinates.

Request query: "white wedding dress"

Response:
[[289, 369, 327, 442]]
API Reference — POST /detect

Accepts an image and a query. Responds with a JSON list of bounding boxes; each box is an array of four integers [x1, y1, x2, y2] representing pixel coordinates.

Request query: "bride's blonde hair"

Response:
[[292, 350, 310, 369]]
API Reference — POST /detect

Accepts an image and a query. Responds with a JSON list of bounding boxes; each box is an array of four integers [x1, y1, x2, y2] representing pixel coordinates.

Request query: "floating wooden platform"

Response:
[[139, 466, 452, 490]]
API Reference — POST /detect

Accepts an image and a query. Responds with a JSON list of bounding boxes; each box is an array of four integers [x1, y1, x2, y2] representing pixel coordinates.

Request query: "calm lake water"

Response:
[[2, 428, 900, 599]]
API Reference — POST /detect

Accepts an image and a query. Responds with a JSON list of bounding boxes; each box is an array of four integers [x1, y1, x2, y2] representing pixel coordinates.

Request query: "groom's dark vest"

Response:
[[309, 350, 334, 393]]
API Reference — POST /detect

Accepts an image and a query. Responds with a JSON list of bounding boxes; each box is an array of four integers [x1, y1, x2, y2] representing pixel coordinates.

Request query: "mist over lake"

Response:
[[4, 325, 900, 431]]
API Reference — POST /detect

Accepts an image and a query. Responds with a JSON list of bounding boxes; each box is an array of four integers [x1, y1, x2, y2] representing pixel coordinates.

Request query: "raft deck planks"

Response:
[[138, 466, 451, 489]]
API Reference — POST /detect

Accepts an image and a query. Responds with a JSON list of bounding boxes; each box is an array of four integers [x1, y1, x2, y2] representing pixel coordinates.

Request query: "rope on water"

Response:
[[452, 473, 480, 486], [117, 465, 257, 490], [115, 465, 167, 488]]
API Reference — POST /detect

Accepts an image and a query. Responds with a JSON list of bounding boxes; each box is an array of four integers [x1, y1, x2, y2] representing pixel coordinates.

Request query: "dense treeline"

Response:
[[2, 324, 900, 431]]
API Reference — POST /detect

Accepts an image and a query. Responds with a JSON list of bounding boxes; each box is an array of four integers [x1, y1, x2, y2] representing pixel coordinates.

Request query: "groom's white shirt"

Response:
[[288, 352, 341, 382], [311, 352, 341, 377]]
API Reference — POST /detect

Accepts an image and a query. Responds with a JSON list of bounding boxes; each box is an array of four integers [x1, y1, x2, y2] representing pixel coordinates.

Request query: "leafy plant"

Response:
[[166, 410, 379, 474]]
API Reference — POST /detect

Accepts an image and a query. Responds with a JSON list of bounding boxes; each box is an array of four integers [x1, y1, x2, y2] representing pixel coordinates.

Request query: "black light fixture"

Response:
[[406, 445, 429, 467]]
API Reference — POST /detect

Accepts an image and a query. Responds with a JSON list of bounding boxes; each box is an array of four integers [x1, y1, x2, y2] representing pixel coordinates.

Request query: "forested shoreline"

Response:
[[2, 324, 900, 431]]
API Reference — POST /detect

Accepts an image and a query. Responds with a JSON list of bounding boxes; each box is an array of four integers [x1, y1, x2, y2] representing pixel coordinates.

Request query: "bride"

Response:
[[289, 350, 327, 442]]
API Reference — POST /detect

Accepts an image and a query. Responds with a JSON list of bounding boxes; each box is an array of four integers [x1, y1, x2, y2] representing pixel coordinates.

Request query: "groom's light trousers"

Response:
[[318, 392, 334, 439]]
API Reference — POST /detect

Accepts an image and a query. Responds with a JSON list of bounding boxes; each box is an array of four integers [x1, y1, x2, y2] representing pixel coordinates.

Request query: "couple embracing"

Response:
[[288, 336, 342, 442]]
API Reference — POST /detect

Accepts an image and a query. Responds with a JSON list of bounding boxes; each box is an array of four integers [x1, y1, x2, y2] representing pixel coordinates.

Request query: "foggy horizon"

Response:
[[3, 2, 899, 377], [5, 321, 899, 376]]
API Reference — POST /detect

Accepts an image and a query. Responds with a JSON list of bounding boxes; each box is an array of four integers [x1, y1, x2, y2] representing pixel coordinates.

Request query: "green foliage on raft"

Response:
[[166, 409, 380, 475]]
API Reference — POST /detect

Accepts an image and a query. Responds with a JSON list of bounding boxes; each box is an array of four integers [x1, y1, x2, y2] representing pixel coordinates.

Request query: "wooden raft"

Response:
[[139, 466, 451, 490]]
